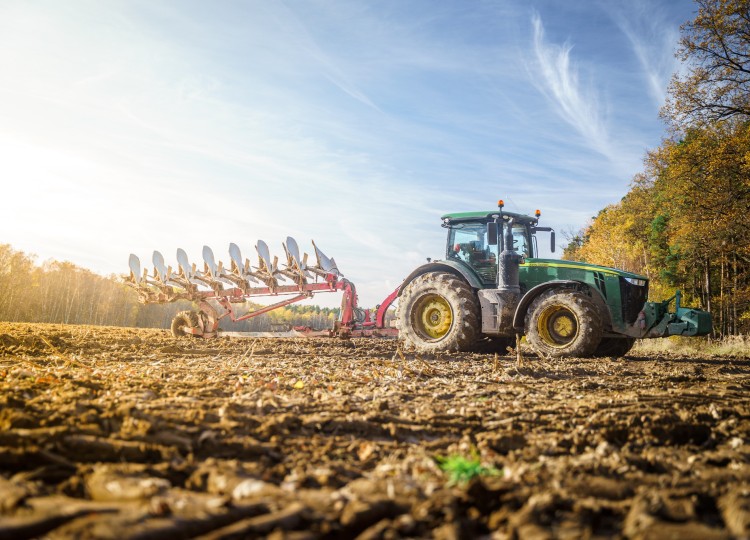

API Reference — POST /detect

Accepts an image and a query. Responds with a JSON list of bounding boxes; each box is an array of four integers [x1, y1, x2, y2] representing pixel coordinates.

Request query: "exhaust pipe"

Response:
[[498, 217, 522, 294], [481, 202, 522, 335], [494, 216, 522, 331]]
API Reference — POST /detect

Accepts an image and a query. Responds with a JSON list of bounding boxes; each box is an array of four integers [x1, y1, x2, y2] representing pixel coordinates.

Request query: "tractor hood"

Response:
[[524, 259, 648, 282]]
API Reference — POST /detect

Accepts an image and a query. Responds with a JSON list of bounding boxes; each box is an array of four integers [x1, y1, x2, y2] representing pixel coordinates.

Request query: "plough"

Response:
[[126, 238, 400, 338]]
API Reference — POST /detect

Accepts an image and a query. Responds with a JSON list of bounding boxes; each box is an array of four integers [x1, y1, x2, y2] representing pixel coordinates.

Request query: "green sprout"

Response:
[[435, 452, 501, 485]]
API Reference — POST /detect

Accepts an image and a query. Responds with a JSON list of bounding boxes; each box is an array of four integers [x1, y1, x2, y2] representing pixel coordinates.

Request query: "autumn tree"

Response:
[[664, 0, 750, 126], [560, 226, 588, 261], [0, 244, 37, 321], [563, 184, 658, 280], [573, 204, 641, 273], [641, 123, 750, 333]]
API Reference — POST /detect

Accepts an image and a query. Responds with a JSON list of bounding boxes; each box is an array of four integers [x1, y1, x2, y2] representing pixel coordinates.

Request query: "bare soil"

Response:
[[0, 321, 749, 539]]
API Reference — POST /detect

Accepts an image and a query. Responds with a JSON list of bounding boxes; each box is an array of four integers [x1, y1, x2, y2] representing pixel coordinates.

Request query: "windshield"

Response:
[[447, 223, 496, 283], [446, 222, 532, 283]]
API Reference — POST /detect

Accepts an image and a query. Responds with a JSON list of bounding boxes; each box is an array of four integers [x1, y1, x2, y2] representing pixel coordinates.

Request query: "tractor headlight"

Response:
[[624, 277, 647, 287]]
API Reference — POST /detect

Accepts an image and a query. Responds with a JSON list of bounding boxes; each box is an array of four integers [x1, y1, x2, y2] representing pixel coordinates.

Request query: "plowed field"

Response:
[[0, 322, 749, 539]]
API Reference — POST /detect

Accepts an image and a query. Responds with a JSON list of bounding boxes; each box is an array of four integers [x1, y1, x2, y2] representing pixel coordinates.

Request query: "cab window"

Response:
[[512, 225, 531, 257], [447, 223, 497, 283]]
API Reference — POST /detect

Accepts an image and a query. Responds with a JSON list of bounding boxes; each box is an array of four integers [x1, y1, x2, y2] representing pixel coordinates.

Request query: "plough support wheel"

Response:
[[171, 311, 201, 338]]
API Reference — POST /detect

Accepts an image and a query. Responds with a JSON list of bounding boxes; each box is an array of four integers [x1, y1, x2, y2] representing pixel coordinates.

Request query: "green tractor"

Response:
[[396, 200, 712, 357]]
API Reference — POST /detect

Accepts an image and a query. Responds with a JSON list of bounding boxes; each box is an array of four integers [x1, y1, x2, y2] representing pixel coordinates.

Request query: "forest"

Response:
[[563, 0, 750, 336]]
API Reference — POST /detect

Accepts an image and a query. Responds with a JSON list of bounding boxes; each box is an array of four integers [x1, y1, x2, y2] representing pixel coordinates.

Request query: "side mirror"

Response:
[[487, 222, 498, 246], [550, 231, 556, 253]]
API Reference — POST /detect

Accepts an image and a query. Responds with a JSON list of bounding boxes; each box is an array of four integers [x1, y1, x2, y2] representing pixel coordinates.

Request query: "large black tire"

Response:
[[171, 310, 201, 338], [524, 289, 602, 358], [397, 272, 480, 353], [595, 337, 636, 357]]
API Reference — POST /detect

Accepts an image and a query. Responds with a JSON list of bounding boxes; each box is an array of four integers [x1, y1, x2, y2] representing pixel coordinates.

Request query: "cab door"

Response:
[[446, 223, 498, 285]]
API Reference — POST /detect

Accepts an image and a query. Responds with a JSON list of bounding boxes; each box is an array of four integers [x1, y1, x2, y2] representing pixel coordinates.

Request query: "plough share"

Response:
[[126, 238, 399, 339]]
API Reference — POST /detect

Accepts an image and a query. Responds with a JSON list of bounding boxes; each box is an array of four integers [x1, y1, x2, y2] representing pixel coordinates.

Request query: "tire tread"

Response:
[[396, 272, 480, 352]]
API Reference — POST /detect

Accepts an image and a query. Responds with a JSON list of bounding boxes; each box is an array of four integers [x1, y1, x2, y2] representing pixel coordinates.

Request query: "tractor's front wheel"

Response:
[[171, 310, 201, 338], [525, 289, 602, 358], [397, 272, 480, 352]]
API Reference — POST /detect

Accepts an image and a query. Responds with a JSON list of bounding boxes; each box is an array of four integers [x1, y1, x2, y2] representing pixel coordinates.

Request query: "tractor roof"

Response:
[[441, 210, 539, 225]]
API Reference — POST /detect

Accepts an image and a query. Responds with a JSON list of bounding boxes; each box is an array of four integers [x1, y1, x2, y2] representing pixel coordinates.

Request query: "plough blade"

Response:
[[284, 236, 311, 277], [285, 236, 302, 269], [194, 245, 238, 289], [256, 240, 275, 276], [202, 246, 219, 278], [153, 251, 168, 282], [228, 242, 244, 273], [312, 240, 340, 276], [176, 248, 193, 279], [228, 243, 259, 284], [129, 254, 142, 285]]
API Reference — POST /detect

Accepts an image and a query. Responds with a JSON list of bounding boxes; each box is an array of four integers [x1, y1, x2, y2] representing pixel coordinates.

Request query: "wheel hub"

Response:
[[414, 294, 453, 340], [538, 305, 578, 347]]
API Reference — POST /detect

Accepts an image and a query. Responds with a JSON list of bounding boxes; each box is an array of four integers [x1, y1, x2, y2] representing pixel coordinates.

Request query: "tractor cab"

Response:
[[442, 209, 546, 285]]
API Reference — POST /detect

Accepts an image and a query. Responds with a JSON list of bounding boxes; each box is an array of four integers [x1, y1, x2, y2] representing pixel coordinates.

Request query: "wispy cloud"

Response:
[[604, 1, 682, 108], [259, 2, 381, 111], [530, 13, 613, 159]]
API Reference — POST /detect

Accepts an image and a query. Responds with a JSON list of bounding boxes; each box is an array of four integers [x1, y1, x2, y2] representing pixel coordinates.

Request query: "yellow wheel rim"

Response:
[[413, 294, 453, 340], [537, 305, 578, 348]]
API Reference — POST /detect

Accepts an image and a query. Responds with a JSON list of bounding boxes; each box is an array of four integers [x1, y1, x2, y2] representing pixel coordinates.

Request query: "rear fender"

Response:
[[513, 280, 611, 331], [398, 261, 483, 295]]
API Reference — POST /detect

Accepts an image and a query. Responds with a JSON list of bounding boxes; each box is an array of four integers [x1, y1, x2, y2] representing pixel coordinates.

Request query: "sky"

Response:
[[0, 0, 695, 307]]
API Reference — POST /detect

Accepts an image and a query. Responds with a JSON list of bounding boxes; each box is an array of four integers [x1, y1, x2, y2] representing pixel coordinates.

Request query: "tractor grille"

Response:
[[619, 277, 648, 324]]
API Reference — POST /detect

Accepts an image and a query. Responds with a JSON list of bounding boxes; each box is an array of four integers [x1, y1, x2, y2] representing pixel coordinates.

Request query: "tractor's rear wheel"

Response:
[[397, 272, 479, 352], [525, 289, 602, 358], [171, 310, 201, 338], [595, 337, 636, 357]]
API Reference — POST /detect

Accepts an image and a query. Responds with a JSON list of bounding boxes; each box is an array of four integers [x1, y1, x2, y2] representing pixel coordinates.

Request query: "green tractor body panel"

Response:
[[519, 258, 647, 334]]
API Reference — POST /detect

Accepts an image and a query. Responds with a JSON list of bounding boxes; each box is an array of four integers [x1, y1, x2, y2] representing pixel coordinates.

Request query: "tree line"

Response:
[[0, 243, 338, 332], [564, 0, 750, 336]]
